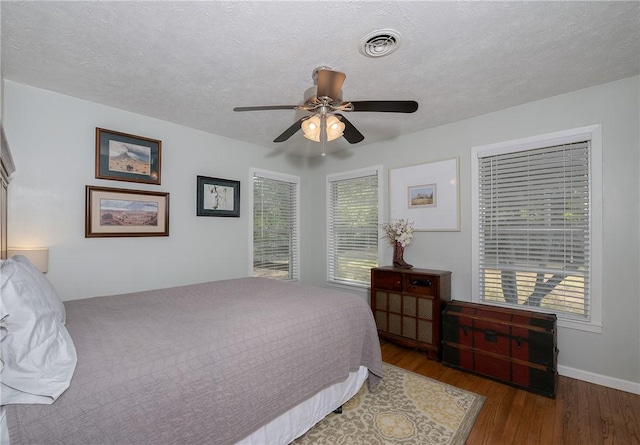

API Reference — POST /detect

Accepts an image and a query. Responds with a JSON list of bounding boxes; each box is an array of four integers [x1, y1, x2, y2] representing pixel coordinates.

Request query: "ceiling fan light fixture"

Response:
[[302, 115, 345, 142]]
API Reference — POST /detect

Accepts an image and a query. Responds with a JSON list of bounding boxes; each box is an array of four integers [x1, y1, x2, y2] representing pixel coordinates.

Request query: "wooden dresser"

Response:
[[370, 266, 451, 360]]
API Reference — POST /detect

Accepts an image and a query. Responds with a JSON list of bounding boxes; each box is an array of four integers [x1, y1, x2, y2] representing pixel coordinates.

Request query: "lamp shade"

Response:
[[325, 115, 346, 141], [8, 247, 49, 273], [301, 115, 321, 142]]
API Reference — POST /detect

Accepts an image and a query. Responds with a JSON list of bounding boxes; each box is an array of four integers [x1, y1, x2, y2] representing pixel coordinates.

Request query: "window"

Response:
[[471, 125, 602, 332], [251, 168, 300, 281], [327, 166, 382, 287]]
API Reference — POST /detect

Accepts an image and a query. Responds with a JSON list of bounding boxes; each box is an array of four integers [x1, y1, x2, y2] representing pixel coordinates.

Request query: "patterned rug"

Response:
[[292, 363, 485, 445]]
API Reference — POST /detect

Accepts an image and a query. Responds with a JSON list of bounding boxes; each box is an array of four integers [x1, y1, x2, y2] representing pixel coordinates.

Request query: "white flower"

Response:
[[381, 219, 414, 247]]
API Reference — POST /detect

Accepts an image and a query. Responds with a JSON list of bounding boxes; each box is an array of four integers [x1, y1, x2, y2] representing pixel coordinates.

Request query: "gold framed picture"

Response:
[[85, 186, 169, 237]]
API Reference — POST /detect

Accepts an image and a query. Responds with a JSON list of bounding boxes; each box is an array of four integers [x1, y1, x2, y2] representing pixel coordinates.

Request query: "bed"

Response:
[[0, 256, 383, 444]]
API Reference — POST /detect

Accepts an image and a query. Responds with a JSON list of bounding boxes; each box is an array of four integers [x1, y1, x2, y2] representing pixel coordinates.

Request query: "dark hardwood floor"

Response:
[[381, 340, 640, 445]]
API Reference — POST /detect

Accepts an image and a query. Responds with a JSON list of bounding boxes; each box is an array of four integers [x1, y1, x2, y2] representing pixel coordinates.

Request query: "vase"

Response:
[[393, 240, 413, 269]]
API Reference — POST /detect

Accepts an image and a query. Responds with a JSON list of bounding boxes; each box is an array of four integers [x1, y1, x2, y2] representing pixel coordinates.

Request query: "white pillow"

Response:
[[1, 260, 9, 376], [0, 258, 77, 405], [12, 254, 66, 324], [0, 292, 6, 376]]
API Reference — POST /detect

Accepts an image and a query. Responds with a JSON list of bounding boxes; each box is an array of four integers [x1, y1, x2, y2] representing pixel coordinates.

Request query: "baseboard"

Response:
[[558, 365, 640, 395]]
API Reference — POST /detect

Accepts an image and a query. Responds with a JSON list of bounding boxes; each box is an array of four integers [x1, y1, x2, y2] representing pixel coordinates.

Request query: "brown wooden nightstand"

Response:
[[370, 266, 451, 360]]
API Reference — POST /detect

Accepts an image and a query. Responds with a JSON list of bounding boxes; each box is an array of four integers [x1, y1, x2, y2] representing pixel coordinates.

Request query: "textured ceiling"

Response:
[[2, 1, 639, 157]]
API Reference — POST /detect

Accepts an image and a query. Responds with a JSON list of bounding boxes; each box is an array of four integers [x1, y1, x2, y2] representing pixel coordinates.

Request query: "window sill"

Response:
[[326, 280, 369, 293], [558, 318, 602, 334], [472, 299, 602, 334]]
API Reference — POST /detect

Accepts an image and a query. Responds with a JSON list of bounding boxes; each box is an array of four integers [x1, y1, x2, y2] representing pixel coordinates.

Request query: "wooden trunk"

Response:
[[442, 300, 558, 398]]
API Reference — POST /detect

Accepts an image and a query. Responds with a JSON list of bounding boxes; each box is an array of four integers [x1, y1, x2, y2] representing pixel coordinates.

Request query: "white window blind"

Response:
[[477, 141, 591, 320], [252, 171, 299, 281], [327, 167, 380, 286]]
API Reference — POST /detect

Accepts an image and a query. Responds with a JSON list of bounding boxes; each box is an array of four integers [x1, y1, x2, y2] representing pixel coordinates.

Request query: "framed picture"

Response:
[[389, 158, 459, 231], [85, 186, 169, 237], [408, 183, 437, 208], [196, 175, 240, 217], [95, 128, 161, 185]]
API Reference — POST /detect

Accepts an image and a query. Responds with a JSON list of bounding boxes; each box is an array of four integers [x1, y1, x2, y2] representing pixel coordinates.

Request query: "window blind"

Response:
[[477, 141, 591, 320], [327, 170, 379, 286], [253, 173, 299, 281]]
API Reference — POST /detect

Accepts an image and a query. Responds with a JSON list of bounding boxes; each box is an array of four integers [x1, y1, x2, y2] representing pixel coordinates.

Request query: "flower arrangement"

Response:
[[381, 219, 415, 247]]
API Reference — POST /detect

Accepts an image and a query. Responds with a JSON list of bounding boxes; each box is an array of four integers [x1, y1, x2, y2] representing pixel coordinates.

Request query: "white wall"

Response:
[[302, 76, 640, 392], [3, 81, 302, 301], [5, 76, 639, 393]]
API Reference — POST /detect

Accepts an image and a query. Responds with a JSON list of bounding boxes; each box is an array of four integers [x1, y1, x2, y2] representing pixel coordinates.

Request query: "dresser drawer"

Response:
[[405, 274, 437, 296], [372, 270, 403, 291]]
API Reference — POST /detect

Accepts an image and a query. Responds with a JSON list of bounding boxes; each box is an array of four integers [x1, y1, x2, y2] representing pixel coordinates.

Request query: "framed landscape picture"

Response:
[[95, 128, 162, 185], [196, 175, 240, 217], [408, 183, 437, 208], [85, 186, 169, 237]]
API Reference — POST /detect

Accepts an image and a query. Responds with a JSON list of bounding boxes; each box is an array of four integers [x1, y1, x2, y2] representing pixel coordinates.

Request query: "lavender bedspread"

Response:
[[6, 277, 382, 445]]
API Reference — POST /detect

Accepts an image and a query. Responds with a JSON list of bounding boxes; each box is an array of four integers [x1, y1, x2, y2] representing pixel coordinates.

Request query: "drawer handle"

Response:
[[409, 278, 432, 288]]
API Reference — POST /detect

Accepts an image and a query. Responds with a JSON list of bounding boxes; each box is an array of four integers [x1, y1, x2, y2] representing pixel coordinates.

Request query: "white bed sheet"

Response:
[[237, 366, 369, 445]]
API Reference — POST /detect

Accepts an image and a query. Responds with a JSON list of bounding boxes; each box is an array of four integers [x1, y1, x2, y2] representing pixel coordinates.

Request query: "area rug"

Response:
[[292, 363, 485, 445]]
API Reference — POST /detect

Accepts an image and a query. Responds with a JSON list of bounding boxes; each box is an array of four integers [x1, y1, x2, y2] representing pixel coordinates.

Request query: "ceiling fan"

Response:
[[233, 67, 418, 147]]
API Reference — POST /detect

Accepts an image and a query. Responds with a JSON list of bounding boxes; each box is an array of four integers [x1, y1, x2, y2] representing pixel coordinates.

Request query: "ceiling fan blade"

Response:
[[350, 100, 419, 113], [335, 114, 365, 144], [273, 118, 305, 143], [316, 69, 346, 100], [233, 105, 298, 112]]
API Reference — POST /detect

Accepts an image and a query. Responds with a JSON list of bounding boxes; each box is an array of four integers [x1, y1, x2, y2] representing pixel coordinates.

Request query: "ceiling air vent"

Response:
[[359, 29, 401, 58]]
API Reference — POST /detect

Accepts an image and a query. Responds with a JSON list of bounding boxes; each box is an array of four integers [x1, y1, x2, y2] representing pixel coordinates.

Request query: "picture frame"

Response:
[[389, 158, 459, 231], [196, 175, 240, 217], [85, 186, 169, 237], [408, 183, 437, 208], [95, 128, 162, 185]]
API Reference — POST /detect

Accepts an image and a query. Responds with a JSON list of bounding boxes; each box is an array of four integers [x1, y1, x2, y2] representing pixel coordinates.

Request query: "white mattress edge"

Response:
[[236, 366, 369, 445]]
